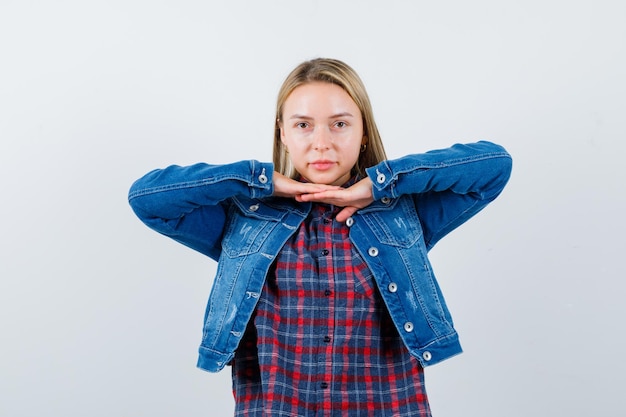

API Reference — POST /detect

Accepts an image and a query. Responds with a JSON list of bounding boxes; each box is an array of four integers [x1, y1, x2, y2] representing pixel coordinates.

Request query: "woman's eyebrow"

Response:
[[329, 112, 355, 119], [288, 114, 314, 120], [288, 112, 355, 120]]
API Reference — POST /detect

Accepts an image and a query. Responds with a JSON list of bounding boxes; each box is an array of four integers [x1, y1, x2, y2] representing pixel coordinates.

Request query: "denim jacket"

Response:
[[128, 141, 512, 373]]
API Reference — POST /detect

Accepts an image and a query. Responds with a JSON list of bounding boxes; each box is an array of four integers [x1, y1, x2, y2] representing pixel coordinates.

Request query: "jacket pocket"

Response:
[[361, 197, 424, 248], [221, 203, 282, 257]]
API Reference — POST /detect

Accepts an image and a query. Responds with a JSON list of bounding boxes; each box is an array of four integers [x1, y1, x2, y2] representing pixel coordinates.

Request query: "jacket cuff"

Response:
[[366, 161, 396, 201], [249, 161, 274, 199]]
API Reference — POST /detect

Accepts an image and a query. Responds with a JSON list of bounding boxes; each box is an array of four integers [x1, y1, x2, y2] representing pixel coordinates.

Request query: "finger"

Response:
[[296, 188, 346, 203], [282, 184, 337, 199], [335, 206, 359, 223]]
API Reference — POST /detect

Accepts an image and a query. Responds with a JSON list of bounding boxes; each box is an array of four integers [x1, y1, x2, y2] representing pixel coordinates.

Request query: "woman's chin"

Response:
[[305, 172, 349, 186]]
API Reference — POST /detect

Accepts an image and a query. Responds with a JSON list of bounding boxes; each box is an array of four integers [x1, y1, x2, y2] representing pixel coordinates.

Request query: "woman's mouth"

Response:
[[310, 160, 335, 170]]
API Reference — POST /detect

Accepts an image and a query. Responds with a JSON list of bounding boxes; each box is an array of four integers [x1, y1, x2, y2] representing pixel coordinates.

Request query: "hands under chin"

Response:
[[272, 172, 374, 223]]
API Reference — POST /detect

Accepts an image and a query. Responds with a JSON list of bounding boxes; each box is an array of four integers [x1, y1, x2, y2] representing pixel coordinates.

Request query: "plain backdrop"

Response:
[[1, 1, 625, 416]]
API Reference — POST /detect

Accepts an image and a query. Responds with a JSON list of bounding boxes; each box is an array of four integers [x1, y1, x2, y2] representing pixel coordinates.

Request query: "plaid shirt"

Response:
[[232, 197, 431, 416]]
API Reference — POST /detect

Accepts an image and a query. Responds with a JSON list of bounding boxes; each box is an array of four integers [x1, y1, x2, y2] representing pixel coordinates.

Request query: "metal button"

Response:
[[381, 197, 391, 204], [346, 217, 354, 227], [323, 336, 331, 343], [321, 382, 329, 389], [377, 173, 386, 183], [368, 247, 379, 257], [321, 249, 329, 256], [249, 204, 259, 212], [324, 289, 331, 296], [423, 351, 432, 361], [258, 174, 268, 184], [388, 282, 398, 293], [404, 322, 414, 332]]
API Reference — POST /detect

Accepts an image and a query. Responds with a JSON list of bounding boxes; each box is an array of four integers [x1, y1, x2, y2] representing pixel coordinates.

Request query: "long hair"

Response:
[[273, 58, 387, 179]]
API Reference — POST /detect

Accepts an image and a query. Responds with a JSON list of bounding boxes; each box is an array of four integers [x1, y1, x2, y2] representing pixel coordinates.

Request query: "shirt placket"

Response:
[[315, 210, 336, 416]]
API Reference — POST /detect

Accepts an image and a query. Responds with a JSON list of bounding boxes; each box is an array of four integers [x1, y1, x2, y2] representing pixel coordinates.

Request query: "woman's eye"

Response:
[[335, 121, 347, 128], [296, 122, 309, 129]]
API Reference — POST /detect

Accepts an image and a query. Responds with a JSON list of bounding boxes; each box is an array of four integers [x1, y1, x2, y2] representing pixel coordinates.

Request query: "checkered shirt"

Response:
[[231, 199, 431, 416]]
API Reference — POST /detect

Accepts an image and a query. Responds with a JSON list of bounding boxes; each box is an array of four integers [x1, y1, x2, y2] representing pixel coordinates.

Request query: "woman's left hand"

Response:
[[295, 177, 374, 223]]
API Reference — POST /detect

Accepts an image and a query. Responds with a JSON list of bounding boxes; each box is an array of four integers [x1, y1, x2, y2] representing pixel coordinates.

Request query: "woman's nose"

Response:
[[313, 127, 332, 150]]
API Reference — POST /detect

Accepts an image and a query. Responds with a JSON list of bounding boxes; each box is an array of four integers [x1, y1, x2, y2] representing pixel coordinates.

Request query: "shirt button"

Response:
[[423, 351, 432, 361], [388, 282, 398, 293], [381, 197, 391, 204], [346, 217, 354, 227], [258, 173, 268, 184], [321, 249, 329, 256], [377, 173, 386, 183], [323, 336, 331, 343], [324, 289, 332, 296], [321, 382, 329, 389], [249, 204, 259, 212], [323, 217, 332, 224], [404, 322, 414, 332], [368, 247, 379, 257]]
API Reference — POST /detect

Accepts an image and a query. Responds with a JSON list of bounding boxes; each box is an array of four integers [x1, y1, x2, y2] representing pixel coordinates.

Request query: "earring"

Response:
[[360, 143, 367, 153]]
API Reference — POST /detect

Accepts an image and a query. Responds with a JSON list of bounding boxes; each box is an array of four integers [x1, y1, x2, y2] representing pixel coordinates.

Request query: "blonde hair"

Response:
[[273, 58, 387, 179]]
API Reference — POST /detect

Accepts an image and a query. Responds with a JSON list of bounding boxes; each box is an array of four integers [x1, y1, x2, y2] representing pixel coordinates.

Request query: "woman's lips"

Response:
[[310, 160, 335, 170]]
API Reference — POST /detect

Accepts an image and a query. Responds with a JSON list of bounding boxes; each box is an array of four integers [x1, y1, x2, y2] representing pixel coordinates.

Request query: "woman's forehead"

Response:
[[283, 82, 360, 117]]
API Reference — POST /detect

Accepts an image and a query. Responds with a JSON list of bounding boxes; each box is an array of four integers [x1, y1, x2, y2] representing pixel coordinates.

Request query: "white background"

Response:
[[1, 1, 624, 416]]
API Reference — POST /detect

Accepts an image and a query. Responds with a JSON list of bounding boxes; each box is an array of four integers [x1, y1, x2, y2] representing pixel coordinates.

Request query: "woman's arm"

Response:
[[366, 141, 512, 249], [128, 160, 274, 260]]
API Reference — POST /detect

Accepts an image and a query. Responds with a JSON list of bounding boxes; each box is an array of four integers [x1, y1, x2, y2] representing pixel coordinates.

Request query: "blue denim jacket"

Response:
[[128, 141, 512, 373]]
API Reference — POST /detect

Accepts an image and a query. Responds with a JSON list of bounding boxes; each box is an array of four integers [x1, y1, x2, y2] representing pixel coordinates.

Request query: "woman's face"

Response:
[[280, 82, 364, 186]]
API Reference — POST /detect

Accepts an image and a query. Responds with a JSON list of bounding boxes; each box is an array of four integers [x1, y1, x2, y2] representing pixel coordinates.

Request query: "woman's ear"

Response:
[[278, 118, 286, 143], [360, 136, 368, 153]]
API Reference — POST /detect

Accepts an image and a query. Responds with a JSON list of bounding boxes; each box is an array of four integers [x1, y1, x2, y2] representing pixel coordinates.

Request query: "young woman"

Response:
[[128, 58, 512, 416]]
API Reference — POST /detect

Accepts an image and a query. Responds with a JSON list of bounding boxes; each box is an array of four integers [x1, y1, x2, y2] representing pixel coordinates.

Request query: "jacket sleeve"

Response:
[[365, 141, 512, 250], [128, 160, 274, 260]]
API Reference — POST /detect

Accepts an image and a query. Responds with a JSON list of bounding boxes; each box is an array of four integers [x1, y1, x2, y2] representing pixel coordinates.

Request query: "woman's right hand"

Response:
[[272, 171, 340, 199]]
